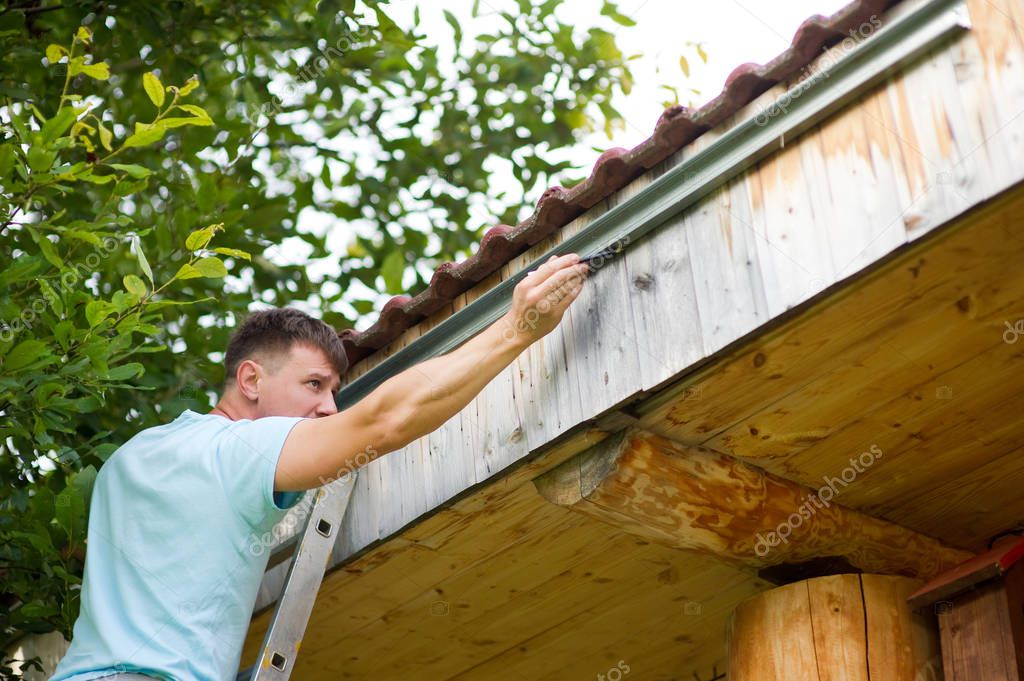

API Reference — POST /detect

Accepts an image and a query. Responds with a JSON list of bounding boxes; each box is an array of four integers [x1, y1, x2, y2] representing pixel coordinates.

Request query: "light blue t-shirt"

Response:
[[50, 409, 309, 681]]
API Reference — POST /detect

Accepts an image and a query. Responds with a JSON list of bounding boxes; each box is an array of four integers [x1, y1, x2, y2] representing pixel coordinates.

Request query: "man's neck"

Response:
[[208, 404, 236, 419]]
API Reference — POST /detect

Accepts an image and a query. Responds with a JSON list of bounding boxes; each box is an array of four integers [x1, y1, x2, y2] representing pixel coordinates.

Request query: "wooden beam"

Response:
[[533, 428, 971, 580]]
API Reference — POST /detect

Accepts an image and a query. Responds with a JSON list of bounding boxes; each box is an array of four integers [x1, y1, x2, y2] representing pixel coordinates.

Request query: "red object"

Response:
[[907, 536, 1024, 610]]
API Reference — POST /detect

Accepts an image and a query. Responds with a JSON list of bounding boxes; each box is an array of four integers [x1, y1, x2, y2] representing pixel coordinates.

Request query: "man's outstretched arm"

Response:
[[275, 253, 589, 491]]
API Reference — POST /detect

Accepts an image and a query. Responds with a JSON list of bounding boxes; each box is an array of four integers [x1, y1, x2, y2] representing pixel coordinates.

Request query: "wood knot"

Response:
[[633, 273, 653, 291], [955, 294, 974, 316], [753, 352, 767, 368]]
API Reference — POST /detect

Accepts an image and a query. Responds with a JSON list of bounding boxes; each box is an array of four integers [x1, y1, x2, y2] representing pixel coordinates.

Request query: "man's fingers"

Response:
[[536, 262, 589, 309], [524, 253, 580, 287]]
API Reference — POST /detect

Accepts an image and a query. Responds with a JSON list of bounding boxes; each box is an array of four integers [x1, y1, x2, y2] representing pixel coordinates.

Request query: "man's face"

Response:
[[251, 342, 341, 419]]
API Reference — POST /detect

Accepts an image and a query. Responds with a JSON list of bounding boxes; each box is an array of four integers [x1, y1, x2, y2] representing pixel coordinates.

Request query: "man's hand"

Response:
[[500, 253, 590, 345]]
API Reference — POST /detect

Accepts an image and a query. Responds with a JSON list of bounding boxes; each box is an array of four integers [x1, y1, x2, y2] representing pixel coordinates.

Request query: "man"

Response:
[[49, 253, 589, 681]]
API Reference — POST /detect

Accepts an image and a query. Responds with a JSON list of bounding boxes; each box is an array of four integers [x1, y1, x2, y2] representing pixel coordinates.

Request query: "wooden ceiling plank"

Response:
[[883, 443, 1024, 547], [305, 511, 619, 673], [314, 528, 686, 679], [438, 553, 759, 681], [778, 343, 1024, 518]]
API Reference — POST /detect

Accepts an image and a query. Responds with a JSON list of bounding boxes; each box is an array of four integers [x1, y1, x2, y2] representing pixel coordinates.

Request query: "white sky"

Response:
[[277, 0, 851, 326]]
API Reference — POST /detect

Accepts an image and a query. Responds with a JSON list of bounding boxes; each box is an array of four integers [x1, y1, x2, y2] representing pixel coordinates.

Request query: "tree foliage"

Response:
[[0, 0, 636, 672]]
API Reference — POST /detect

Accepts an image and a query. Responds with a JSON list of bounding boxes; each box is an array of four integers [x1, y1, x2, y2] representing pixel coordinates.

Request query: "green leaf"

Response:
[[93, 443, 119, 462], [381, 250, 405, 293], [352, 299, 375, 314], [679, 55, 690, 77], [69, 60, 110, 80], [600, 1, 637, 26], [53, 320, 74, 349], [0, 143, 15, 176], [34, 382, 66, 407], [46, 44, 67, 63], [55, 483, 85, 538], [17, 601, 59, 619], [160, 116, 213, 128], [133, 236, 153, 284], [39, 278, 64, 316], [123, 122, 167, 149], [26, 226, 62, 268], [41, 107, 79, 144], [78, 170, 115, 184], [211, 247, 251, 261], [175, 104, 213, 125], [97, 120, 113, 151], [1, 256, 43, 285], [85, 300, 115, 328], [107, 163, 152, 178], [191, 256, 228, 278], [442, 9, 462, 45], [3, 339, 47, 371], [64, 228, 102, 246], [75, 26, 93, 43], [143, 71, 165, 107], [123, 274, 148, 300], [106, 362, 144, 381], [27, 146, 57, 171], [184, 225, 216, 251], [174, 263, 200, 279], [177, 75, 200, 97]]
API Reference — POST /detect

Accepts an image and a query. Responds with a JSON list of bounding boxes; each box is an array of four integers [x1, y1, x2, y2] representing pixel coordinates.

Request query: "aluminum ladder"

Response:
[[235, 473, 356, 680]]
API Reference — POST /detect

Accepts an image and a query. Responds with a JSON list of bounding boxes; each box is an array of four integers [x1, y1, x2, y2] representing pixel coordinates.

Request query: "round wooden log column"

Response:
[[727, 574, 942, 680]]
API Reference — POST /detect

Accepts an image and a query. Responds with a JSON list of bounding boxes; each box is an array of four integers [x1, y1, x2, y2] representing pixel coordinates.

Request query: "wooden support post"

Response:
[[908, 536, 1024, 681], [727, 574, 942, 680], [533, 428, 971, 580]]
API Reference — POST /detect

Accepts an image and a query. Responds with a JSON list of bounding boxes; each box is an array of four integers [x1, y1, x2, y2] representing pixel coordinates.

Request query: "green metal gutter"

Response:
[[336, 0, 969, 410]]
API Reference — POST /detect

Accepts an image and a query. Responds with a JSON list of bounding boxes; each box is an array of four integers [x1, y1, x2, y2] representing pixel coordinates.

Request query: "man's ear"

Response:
[[236, 358, 262, 402]]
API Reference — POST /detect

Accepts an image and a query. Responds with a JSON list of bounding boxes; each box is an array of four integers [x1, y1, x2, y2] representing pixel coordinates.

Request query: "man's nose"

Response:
[[317, 393, 338, 417]]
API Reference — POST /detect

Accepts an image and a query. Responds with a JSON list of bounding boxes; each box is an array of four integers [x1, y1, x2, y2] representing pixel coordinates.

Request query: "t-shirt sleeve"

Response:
[[211, 415, 308, 529]]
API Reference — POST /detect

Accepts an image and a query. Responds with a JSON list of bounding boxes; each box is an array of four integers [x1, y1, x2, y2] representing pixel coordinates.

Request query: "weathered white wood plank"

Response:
[[510, 308, 585, 449], [814, 87, 912, 277], [333, 453, 385, 557], [470, 361, 529, 482], [557, 179, 645, 411], [685, 178, 770, 356], [946, 0, 1024, 202], [748, 147, 837, 318], [882, 48, 976, 240], [423, 408, 476, 510], [622, 213, 704, 391]]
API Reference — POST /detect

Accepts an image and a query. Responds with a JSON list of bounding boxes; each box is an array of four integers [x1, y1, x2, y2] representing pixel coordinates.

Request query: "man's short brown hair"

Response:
[[223, 307, 347, 386]]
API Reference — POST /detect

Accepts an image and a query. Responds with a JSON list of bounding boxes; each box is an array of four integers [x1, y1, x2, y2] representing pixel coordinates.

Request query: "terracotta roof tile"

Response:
[[338, 0, 901, 369]]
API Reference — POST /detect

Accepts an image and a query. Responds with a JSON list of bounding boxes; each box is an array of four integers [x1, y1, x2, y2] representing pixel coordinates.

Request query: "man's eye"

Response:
[[308, 380, 320, 389]]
